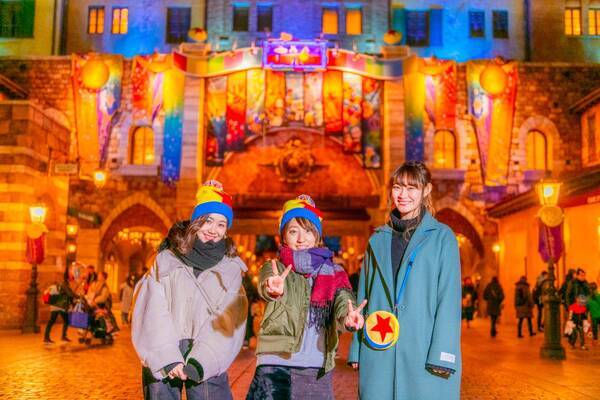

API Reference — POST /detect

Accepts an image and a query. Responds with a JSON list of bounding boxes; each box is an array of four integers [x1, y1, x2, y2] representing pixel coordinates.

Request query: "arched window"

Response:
[[526, 130, 547, 170], [130, 126, 155, 165], [433, 130, 457, 169]]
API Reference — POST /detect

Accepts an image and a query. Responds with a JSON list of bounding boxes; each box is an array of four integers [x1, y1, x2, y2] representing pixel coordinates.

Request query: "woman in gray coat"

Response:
[[131, 181, 248, 399], [514, 276, 536, 338]]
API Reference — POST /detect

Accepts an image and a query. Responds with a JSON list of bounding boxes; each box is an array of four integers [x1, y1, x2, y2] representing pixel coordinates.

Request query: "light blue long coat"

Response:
[[349, 212, 462, 400]]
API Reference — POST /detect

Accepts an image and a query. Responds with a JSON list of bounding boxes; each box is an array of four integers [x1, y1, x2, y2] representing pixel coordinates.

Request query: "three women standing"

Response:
[[132, 181, 248, 400], [348, 161, 462, 400]]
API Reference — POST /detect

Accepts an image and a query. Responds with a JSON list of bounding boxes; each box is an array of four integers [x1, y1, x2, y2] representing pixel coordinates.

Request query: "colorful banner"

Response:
[[132, 55, 165, 125], [205, 76, 227, 165], [265, 70, 285, 127], [161, 68, 185, 183], [362, 77, 382, 168], [327, 49, 403, 79], [226, 71, 247, 151], [423, 59, 457, 131], [324, 71, 343, 134], [304, 72, 323, 127], [467, 61, 518, 186], [72, 54, 123, 173], [343, 72, 363, 153], [538, 221, 564, 263], [285, 72, 304, 123], [403, 56, 425, 161], [246, 69, 265, 137]]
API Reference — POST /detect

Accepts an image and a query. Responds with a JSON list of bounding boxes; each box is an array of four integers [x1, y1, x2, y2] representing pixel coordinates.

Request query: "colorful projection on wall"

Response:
[[161, 68, 185, 183], [246, 69, 265, 136], [263, 40, 328, 71], [265, 70, 286, 127], [342, 72, 363, 153], [467, 61, 518, 187], [323, 71, 343, 134], [285, 73, 304, 123], [206, 76, 227, 166], [72, 54, 123, 174], [304, 72, 323, 127], [226, 71, 247, 151], [362, 78, 382, 168], [132, 55, 165, 125], [403, 57, 426, 161]]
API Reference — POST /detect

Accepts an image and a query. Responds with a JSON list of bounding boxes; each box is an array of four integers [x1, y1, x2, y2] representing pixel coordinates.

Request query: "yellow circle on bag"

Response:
[[363, 310, 400, 350]]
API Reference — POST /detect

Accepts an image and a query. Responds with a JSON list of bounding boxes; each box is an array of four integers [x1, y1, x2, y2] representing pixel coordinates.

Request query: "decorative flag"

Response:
[[323, 70, 343, 134], [362, 77, 382, 168], [265, 70, 285, 127], [285, 72, 304, 123], [403, 56, 425, 161], [246, 69, 266, 137], [342, 72, 363, 153], [303, 72, 323, 127], [161, 68, 185, 183], [538, 220, 564, 263], [226, 71, 247, 151], [205, 76, 227, 166]]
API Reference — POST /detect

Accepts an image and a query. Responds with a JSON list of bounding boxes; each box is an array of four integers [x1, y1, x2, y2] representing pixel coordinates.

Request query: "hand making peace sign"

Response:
[[265, 259, 293, 298], [344, 299, 368, 331]]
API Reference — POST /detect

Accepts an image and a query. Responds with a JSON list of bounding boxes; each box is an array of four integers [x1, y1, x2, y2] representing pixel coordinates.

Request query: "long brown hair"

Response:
[[281, 217, 324, 248], [387, 161, 435, 237], [160, 217, 238, 257]]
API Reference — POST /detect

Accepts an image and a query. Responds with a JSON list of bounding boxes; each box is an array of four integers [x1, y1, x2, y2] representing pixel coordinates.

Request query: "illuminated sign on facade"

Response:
[[262, 40, 328, 71]]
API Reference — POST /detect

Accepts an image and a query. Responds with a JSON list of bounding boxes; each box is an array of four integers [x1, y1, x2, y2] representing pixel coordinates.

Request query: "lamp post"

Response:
[[536, 180, 566, 360], [22, 204, 47, 333]]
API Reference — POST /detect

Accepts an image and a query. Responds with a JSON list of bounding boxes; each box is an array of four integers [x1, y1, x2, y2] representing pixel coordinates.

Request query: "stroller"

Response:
[[69, 296, 119, 345]]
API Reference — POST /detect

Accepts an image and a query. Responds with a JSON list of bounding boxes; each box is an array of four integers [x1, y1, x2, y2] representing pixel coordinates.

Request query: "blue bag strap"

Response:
[[394, 237, 428, 310]]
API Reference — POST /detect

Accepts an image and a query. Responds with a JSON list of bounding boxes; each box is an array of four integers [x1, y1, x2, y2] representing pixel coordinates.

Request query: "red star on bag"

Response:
[[370, 314, 394, 342]]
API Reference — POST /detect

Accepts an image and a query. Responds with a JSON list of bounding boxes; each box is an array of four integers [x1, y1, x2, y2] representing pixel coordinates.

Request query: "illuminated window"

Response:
[[88, 6, 105, 35], [433, 130, 457, 169], [0, 0, 34, 38], [233, 4, 249, 32], [166, 7, 191, 43], [112, 7, 128, 34], [322, 7, 338, 34], [406, 10, 429, 46], [257, 4, 273, 32], [565, 7, 582, 35], [589, 8, 600, 35], [526, 130, 547, 170], [469, 10, 485, 38], [346, 7, 362, 35], [130, 126, 155, 165], [492, 10, 509, 38]]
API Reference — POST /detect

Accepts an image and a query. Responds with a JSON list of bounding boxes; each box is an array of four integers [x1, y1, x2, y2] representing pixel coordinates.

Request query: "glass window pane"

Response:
[[322, 8, 338, 34], [346, 8, 362, 35], [565, 9, 573, 35], [112, 8, 119, 34], [121, 8, 128, 34], [98, 8, 104, 34], [257, 4, 273, 32], [233, 5, 249, 32], [89, 8, 97, 34]]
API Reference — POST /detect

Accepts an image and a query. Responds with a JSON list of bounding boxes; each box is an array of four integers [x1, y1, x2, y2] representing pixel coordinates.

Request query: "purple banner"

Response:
[[538, 221, 564, 263]]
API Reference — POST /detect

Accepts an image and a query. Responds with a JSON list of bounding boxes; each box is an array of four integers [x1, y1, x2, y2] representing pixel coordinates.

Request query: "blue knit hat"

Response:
[[279, 194, 323, 235], [190, 180, 234, 228]]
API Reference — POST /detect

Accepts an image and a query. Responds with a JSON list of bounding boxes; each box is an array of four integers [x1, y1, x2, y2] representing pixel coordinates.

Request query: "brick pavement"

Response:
[[0, 318, 599, 399]]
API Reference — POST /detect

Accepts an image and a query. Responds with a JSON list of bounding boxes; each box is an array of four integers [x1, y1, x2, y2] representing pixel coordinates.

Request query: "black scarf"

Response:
[[177, 238, 227, 276], [389, 209, 419, 282]]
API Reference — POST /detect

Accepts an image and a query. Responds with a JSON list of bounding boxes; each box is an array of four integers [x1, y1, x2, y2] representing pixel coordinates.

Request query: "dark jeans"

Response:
[[247, 365, 334, 400], [536, 304, 544, 330], [518, 317, 534, 336], [568, 323, 585, 347], [44, 310, 68, 340], [142, 368, 232, 400], [490, 315, 499, 337]]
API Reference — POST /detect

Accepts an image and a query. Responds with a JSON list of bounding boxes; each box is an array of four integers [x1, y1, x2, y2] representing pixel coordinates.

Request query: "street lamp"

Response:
[[536, 180, 566, 360], [23, 204, 48, 333]]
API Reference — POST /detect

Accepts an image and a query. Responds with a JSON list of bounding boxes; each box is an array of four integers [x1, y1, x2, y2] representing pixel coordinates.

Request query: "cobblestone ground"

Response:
[[0, 318, 599, 399]]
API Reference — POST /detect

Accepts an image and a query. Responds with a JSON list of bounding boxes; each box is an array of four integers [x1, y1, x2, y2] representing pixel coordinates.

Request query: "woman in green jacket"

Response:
[[349, 161, 462, 400], [247, 195, 366, 400]]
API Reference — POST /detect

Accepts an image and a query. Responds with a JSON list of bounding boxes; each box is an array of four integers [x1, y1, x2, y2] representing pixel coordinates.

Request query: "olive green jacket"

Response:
[[256, 260, 355, 373]]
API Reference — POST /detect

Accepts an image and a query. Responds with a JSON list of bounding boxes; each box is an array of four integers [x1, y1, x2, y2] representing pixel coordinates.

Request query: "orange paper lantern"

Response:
[[81, 59, 110, 90], [383, 30, 402, 45], [188, 27, 207, 42], [479, 64, 508, 96]]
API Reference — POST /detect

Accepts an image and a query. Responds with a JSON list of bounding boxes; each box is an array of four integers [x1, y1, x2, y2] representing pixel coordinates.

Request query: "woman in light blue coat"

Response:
[[348, 161, 462, 400]]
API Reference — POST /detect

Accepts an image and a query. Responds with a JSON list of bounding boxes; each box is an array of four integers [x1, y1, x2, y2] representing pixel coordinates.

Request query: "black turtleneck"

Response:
[[390, 209, 419, 284]]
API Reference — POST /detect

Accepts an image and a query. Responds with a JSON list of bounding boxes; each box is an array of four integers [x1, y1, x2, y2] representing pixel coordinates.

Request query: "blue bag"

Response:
[[68, 301, 89, 329]]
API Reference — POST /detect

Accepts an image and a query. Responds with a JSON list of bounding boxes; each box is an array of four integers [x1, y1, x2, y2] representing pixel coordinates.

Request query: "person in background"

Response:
[[514, 276, 536, 338], [560, 269, 576, 321], [483, 277, 504, 338], [587, 282, 600, 343], [43, 279, 74, 344], [568, 294, 589, 350], [462, 277, 477, 329], [532, 271, 548, 332], [119, 274, 136, 326], [566, 268, 590, 307]]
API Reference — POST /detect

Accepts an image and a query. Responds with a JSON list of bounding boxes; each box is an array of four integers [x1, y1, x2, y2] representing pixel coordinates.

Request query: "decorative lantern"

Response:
[[66, 224, 79, 237], [383, 29, 403, 45], [66, 243, 77, 254], [148, 53, 171, 73], [535, 180, 561, 207], [492, 242, 501, 254], [479, 64, 508, 96], [188, 27, 208, 42], [29, 204, 47, 224], [93, 169, 108, 188], [81, 59, 110, 90]]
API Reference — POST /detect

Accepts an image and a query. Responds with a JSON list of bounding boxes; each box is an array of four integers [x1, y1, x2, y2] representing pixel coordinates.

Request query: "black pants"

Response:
[[518, 317, 534, 336], [568, 323, 585, 347], [536, 304, 544, 330], [490, 315, 499, 337], [44, 310, 68, 340], [591, 317, 599, 341]]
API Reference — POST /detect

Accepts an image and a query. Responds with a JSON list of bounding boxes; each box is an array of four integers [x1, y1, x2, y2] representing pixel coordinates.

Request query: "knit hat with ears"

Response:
[[279, 194, 323, 235], [190, 180, 234, 228]]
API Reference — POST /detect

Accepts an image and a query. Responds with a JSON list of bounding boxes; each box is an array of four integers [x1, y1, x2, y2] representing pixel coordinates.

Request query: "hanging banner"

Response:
[[285, 72, 304, 123], [342, 72, 363, 153], [246, 69, 265, 137], [72, 54, 123, 173], [362, 77, 382, 168], [265, 70, 286, 127], [467, 61, 518, 186], [403, 56, 425, 161], [327, 49, 403, 79], [304, 72, 323, 127], [161, 68, 185, 183], [132, 55, 165, 125], [323, 71, 343, 134], [538, 220, 564, 263], [226, 71, 247, 151], [423, 58, 457, 131], [205, 76, 227, 166]]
